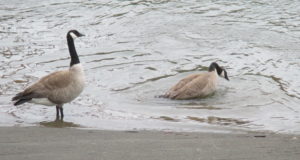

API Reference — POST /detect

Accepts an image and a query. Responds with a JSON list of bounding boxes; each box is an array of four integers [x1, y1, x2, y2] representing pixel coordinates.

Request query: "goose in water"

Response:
[[164, 62, 229, 100], [12, 30, 85, 120]]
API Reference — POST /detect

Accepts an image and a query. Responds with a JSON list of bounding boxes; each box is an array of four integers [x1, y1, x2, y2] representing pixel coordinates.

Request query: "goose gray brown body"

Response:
[[12, 30, 85, 120], [164, 62, 229, 100]]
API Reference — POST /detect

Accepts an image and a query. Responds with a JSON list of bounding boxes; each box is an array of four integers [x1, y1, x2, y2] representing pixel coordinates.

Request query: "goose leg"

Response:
[[56, 105, 60, 119], [55, 104, 64, 120], [59, 105, 64, 120]]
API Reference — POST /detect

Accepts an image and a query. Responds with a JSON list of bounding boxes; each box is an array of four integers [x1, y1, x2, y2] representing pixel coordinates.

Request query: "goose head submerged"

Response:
[[208, 62, 229, 81]]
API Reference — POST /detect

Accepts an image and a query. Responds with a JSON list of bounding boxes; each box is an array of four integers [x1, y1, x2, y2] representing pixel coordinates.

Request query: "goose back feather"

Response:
[[164, 71, 218, 100]]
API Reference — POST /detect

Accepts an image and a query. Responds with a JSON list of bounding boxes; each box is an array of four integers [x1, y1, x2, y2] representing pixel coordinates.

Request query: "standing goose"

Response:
[[12, 30, 85, 120], [164, 62, 229, 100]]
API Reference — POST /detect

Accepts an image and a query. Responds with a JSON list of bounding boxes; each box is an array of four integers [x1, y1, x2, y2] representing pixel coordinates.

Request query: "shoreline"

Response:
[[0, 126, 299, 160]]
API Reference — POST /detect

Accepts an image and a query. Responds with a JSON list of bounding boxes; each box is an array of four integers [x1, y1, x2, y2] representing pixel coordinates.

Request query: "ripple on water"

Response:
[[187, 116, 250, 126], [1, 0, 300, 133]]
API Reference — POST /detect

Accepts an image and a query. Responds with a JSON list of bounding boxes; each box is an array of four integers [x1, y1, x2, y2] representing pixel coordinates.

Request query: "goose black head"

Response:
[[67, 30, 85, 39], [208, 62, 229, 81]]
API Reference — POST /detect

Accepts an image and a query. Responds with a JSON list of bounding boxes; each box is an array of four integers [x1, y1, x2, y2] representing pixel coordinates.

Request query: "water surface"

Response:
[[1, 0, 300, 133]]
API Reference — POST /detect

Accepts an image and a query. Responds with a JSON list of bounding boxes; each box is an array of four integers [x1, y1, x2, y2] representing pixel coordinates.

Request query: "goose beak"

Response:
[[225, 76, 229, 81], [223, 69, 229, 81], [78, 33, 85, 37]]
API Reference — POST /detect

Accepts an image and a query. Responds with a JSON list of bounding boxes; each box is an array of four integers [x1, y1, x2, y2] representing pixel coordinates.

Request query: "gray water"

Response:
[[1, 0, 300, 133]]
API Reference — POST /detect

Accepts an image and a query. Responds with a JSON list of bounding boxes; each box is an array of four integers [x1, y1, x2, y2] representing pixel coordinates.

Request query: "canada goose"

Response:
[[164, 62, 229, 100], [12, 30, 85, 120]]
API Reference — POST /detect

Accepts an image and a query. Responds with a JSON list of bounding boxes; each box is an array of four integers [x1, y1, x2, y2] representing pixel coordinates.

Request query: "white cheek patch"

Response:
[[220, 71, 225, 77], [70, 32, 77, 39]]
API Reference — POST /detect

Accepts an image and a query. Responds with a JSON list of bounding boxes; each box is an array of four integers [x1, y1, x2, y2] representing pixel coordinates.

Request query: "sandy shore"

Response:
[[0, 127, 299, 160]]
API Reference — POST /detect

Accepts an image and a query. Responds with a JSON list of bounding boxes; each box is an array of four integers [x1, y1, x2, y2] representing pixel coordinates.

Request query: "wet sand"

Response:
[[0, 127, 299, 160]]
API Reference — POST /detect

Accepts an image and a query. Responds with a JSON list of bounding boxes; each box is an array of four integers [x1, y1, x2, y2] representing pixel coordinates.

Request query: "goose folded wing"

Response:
[[39, 70, 72, 91], [171, 75, 209, 100], [165, 74, 200, 97], [13, 70, 71, 101]]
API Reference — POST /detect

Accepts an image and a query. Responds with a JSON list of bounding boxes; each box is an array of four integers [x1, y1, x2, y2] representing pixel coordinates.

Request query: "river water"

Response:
[[0, 0, 300, 133]]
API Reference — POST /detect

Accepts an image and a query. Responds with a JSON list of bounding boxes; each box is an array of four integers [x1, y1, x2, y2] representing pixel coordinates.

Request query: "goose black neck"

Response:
[[208, 62, 222, 75], [67, 35, 80, 66]]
